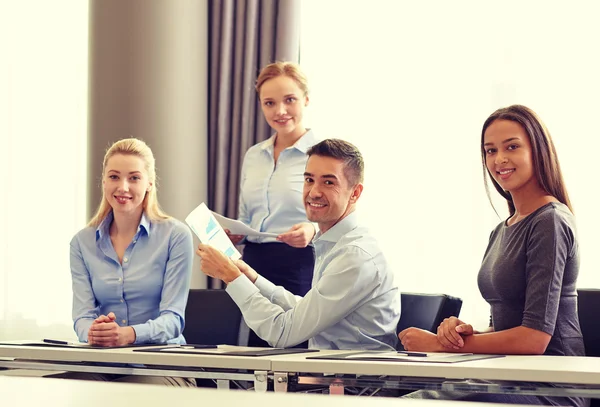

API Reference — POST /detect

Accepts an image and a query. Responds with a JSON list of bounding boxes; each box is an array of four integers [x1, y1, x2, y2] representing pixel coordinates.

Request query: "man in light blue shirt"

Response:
[[197, 139, 400, 350]]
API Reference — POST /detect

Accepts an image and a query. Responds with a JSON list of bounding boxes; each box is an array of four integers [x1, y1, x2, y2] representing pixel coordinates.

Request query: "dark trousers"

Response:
[[242, 242, 314, 348]]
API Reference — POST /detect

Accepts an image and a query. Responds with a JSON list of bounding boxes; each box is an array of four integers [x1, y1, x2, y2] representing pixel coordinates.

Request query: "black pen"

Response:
[[397, 351, 428, 357], [43, 339, 69, 345]]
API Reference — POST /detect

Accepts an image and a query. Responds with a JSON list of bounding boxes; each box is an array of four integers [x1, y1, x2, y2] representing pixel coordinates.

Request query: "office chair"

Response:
[[396, 292, 463, 350], [183, 289, 249, 346], [577, 289, 600, 406], [578, 289, 600, 357]]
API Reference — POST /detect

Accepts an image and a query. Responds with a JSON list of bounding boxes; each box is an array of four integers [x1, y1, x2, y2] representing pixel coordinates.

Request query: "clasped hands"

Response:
[[398, 316, 476, 352], [88, 312, 135, 347]]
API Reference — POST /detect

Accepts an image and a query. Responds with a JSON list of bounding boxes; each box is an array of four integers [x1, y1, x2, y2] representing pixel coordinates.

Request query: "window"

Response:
[[301, 0, 600, 328], [0, 1, 88, 340]]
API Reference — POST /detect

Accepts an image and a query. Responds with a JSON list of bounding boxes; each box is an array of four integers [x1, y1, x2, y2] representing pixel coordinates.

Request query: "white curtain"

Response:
[[300, 0, 600, 329], [0, 1, 88, 340]]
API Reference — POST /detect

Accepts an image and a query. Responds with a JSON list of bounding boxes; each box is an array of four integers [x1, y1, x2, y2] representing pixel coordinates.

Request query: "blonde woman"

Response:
[[68, 138, 194, 386]]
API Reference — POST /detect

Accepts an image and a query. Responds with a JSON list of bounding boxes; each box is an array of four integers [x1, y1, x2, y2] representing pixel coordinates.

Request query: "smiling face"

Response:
[[303, 155, 363, 233], [259, 75, 308, 139], [483, 119, 538, 194], [102, 153, 152, 217]]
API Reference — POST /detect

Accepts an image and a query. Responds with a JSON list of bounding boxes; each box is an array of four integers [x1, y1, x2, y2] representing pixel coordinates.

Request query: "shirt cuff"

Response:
[[76, 319, 94, 343], [131, 323, 150, 344], [226, 275, 260, 307], [522, 318, 555, 336]]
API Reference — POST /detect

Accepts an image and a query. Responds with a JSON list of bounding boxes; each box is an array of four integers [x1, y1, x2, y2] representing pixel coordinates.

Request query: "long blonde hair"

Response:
[[88, 138, 170, 227]]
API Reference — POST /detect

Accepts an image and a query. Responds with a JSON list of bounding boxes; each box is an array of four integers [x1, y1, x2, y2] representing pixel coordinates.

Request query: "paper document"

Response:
[[211, 212, 278, 238], [0, 340, 175, 350], [185, 203, 242, 260], [345, 351, 472, 361], [138, 347, 319, 357], [160, 347, 234, 354], [308, 350, 503, 364]]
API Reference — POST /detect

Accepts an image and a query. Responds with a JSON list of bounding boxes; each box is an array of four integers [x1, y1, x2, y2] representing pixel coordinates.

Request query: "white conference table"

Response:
[[2, 343, 600, 399], [0, 343, 272, 391], [269, 350, 600, 398], [0, 375, 535, 407]]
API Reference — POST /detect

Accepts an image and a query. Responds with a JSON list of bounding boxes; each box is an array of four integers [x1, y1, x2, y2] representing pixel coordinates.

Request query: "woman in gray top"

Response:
[[400, 105, 587, 406]]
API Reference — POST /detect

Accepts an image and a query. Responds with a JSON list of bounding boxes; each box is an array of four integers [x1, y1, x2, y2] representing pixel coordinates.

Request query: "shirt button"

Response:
[[122, 320, 126, 324], [133, 240, 137, 244], [120, 299, 124, 303], [118, 278, 122, 282], [123, 257, 128, 263]]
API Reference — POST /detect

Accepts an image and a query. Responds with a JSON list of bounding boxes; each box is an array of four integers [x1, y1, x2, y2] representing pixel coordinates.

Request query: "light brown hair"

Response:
[[255, 61, 309, 97]]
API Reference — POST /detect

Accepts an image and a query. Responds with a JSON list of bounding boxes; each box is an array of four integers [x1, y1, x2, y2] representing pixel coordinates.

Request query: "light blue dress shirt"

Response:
[[238, 129, 319, 243], [70, 211, 193, 345], [226, 212, 401, 350]]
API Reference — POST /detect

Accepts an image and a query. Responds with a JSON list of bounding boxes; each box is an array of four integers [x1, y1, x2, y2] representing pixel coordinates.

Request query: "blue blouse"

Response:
[[70, 211, 193, 344], [238, 130, 319, 243]]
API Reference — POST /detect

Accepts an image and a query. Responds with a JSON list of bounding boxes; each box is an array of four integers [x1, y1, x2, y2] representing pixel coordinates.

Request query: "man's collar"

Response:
[[315, 211, 359, 243]]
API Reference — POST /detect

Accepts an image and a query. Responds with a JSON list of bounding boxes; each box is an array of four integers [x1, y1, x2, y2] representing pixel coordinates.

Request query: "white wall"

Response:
[[88, 0, 209, 289], [301, 0, 600, 329]]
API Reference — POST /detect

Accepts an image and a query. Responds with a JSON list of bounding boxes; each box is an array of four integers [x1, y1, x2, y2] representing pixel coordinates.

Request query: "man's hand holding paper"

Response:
[[196, 244, 242, 284]]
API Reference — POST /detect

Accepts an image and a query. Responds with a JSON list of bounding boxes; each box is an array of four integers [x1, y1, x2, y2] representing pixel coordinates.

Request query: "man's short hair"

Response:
[[307, 139, 364, 186]]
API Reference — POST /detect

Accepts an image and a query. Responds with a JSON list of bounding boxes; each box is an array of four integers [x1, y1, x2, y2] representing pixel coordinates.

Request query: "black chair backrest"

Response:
[[183, 289, 247, 346], [397, 292, 463, 338], [577, 289, 600, 406], [577, 288, 600, 357]]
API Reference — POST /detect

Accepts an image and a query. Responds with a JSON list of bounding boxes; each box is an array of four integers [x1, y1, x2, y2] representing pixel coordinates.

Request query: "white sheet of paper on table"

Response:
[[345, 351, 472, 359], [185, 203, 242, 260], [211, 211, 278, 238]]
